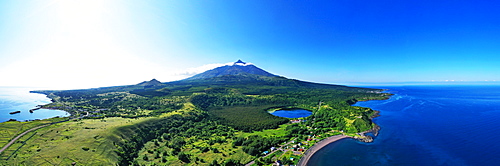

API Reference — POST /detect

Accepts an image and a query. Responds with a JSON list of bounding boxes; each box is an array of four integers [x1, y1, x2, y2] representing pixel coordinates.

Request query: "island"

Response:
[[0, 60, 391, 165]]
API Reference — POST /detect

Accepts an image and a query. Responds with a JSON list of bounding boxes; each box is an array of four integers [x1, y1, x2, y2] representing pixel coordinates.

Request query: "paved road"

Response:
[[0, 124, 50, 154], [0, 111, 88, 155], [245, 138, 297, 166]]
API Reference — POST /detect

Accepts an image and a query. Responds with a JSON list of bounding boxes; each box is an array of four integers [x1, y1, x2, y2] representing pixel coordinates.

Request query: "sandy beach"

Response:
[[297, 134, 351, 166]]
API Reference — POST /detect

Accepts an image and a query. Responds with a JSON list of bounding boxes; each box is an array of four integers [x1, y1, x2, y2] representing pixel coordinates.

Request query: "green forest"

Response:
[[10, 75, 390, 165]]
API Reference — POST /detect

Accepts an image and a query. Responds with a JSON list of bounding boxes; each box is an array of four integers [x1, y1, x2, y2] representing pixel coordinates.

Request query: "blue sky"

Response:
[[0, 0, 498, 89]]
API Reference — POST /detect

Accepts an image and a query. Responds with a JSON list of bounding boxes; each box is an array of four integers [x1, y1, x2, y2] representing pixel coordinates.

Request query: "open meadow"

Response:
[[0, 117, 154, 165]]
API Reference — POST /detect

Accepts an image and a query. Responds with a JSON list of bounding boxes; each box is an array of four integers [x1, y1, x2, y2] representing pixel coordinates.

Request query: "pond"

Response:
[[269, 109, 312, 118]]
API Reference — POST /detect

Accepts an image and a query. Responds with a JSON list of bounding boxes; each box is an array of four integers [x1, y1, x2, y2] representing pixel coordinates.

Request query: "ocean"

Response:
[[308, 85, 500, 166], [0, 87, 69, 123]]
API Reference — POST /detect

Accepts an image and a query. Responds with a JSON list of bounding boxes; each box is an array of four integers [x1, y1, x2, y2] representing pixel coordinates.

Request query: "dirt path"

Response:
[[297, 135, 350, 166]]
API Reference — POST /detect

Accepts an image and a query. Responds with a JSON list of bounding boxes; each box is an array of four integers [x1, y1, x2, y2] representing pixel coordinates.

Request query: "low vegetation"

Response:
[[1, 74, 390, 165], [0, 117, 67, 149]]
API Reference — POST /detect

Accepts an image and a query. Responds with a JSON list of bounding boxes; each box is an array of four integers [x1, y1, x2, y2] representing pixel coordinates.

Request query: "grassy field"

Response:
[[135, 136, 254, 166], [238, 123, 291, 138], [132, 122, 294, 165], [0, 118, 67, 148], [0, 102, 201, 166], [0, 117, 156, 165]]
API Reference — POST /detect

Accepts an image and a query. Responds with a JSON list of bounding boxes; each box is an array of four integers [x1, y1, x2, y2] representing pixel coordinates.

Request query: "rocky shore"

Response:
[[356, 110, 381, 142], [298, 99, 386, 165], [356, 124, 380, 142]]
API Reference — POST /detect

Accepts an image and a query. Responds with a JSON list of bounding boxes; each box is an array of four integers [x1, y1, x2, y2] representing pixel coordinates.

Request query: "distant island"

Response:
[[1, 60, 390, 165]]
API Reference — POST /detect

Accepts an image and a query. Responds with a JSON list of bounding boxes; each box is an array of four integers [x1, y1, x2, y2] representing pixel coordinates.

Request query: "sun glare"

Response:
[[0, 0, 174, 89]]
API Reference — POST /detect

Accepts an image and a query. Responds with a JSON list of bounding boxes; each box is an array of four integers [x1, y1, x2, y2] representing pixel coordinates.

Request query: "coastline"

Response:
[[298, 94, 389, 165], [297, 134, 351, 166], [297, 123, 382, 166], [1, 89, 70, 123], [1, 108, 70, 124]]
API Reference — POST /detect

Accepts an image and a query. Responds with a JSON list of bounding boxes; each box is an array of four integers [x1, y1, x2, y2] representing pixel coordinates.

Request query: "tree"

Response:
[[233, 137, 244, 146], [161, 157, 168, 163], [155, 152, 160, 159], [178, 152, 190, 163], [209, 159, 220, 166], [282, 159, 294, 165], [224, 159, 242, 166]]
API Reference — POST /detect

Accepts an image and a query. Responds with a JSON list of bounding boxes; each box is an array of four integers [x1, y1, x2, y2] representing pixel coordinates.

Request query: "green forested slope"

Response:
[[12, 74, 390, 165]]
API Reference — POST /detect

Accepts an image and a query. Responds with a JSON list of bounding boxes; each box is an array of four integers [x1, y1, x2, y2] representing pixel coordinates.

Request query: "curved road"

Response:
[[0, 124, 50, 154], [0, 111, 88, 155], [245, 138, 297, 166]]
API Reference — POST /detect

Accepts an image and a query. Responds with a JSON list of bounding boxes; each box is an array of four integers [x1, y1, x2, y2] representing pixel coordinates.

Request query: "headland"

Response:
[[297, 100, 386, 166]]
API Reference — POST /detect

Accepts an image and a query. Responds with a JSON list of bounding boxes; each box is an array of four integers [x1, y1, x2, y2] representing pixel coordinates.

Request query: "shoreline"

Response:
[[1, 108, 70, 123], [297, 134, 351, 166], [1, 90, 71, 123], [296, 123, 381, 166], [298, 94, 389, 166]]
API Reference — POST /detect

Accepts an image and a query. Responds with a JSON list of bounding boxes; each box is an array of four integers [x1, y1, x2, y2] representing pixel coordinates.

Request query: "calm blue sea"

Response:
[[308, 85, 500, 166], [0, 87, 69, 123], [271, 109, 312, 118]]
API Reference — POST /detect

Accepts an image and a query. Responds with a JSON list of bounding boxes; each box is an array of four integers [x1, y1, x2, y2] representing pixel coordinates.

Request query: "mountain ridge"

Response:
[[137, 79, 162, 87], [184, 60, 277, 80], [32, 60, 379, 96]]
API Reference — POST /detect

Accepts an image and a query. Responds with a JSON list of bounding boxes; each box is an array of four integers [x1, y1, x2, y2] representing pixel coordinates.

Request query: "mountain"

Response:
[[33, 60, 378, 98], [184, 60, 277, 80], [23, 60, 388, 166], [137, 78, 162, 87]]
